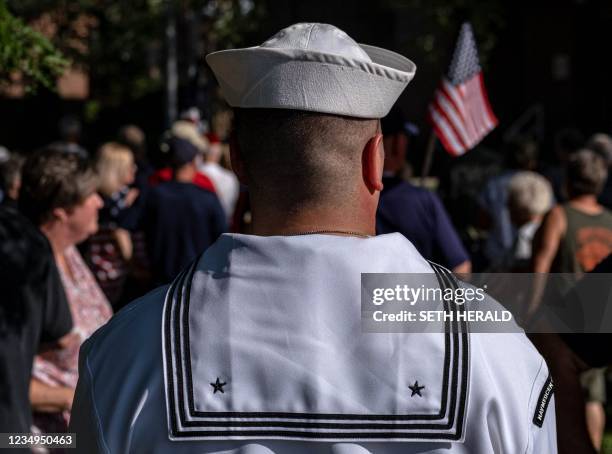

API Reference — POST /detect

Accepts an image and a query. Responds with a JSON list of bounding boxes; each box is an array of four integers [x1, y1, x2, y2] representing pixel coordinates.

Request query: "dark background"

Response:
[[2, 0, 611, 174]]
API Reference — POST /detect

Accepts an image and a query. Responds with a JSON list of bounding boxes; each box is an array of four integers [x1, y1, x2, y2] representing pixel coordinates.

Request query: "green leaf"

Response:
[[0, 0, 68, 93]]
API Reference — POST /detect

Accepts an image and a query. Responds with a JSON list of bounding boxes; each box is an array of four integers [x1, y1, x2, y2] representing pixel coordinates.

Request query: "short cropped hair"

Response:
[[233, 108, 378, 205], [19, 148, 98, 226], [508, 171, 553, 217], [566, 149, 608, 197], [586, 133, 612, 167]]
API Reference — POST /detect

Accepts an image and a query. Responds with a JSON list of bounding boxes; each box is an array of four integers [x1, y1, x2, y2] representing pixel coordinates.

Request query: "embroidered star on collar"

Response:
[[409, 381, 425, 397], [210, 377, 227, 394]]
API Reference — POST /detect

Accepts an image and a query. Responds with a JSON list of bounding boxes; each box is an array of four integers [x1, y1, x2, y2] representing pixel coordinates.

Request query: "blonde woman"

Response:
[[88, 142, 138, 306]]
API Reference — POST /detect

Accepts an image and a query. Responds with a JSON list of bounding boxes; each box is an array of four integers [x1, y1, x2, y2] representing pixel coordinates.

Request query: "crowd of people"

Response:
[[0, 112, 236, 449], [1, 22, 612, 454], [378, 116, 612, 453], [3, 110, 611, 453]]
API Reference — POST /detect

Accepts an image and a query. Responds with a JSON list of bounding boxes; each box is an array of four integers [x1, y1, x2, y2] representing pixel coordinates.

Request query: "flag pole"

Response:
[[420, 130, 437, 182]]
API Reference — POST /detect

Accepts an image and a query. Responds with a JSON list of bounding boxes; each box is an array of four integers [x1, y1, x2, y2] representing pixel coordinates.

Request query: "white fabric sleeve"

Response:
[[529, 394, 557, 454], [68, 341, 109, 454], [526, 359, 557, 454]]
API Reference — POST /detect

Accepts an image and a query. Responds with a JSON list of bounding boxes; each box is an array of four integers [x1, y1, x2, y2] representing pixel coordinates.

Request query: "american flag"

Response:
[[427, 22, 498, 156]]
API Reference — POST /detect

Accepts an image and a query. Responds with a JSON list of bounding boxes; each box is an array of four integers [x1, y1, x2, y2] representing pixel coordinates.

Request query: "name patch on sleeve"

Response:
[[532, 374, 554, 428]]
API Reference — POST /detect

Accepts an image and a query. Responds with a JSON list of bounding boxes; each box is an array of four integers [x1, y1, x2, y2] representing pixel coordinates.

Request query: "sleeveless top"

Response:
[[554, 204, 612, 275]]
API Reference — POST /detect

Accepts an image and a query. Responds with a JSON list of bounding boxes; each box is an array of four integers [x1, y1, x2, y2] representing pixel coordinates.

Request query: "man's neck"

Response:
[[250, 203, 376, 237], [569, 195, 603, 214], [175, 165, 196, 183]]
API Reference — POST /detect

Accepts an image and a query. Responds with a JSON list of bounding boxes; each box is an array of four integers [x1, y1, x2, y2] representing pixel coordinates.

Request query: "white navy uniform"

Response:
[[70, 233, 556, 453]]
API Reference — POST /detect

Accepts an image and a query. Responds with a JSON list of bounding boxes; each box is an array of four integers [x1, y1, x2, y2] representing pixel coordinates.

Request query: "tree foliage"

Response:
[[6, 0, 265, 105], [0, 0, 68, 93], [385, 0, 506, 68]]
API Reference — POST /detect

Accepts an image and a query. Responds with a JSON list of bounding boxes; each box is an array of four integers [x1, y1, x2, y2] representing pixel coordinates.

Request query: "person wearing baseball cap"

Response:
[[142, 136, 227, 286], [70, 23, 556, 453]]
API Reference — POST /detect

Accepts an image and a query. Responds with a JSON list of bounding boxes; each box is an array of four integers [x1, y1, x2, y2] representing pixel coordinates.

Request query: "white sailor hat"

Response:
[[206, 23, 416, 119]]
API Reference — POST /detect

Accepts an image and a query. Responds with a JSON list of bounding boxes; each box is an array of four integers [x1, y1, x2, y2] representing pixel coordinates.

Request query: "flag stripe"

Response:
[[432, 93, 471, 149], [459, 82, 484, 136], [437, 84, 477, 144], [443, 87, 479, 145], [428, 107, 464, 156], [465, 77, 492, 132], [477, 73, 498, 127], [441, 80, 471, 131]]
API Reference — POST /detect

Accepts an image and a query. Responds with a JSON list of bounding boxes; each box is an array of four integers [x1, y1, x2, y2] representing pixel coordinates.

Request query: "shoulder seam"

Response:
[[91, 287, 167, 344], [86, 354, 112, 454], [523, 357, 545, 454]]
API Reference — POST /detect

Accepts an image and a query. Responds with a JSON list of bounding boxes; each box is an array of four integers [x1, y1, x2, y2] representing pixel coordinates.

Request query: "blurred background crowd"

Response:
[[2, 0, 612, 453]]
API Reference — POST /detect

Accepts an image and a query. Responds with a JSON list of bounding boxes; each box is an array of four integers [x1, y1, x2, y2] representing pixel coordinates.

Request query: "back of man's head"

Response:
[[233, 108, 378, 209], [164, 136, 200, 173], [207, 23, 414, 232], [566, 149, 608, 198], [586, 133, 612, 168]]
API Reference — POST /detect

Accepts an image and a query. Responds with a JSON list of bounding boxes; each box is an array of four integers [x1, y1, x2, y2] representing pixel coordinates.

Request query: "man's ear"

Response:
[[51, 207, 68, 223], [229, 135, 248, 186], [362, 133, 384, 193]]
